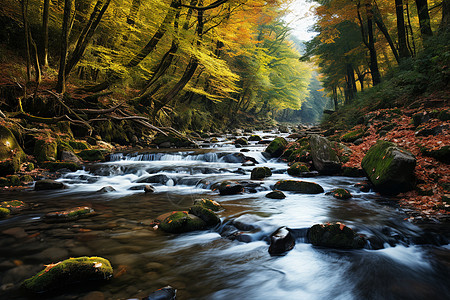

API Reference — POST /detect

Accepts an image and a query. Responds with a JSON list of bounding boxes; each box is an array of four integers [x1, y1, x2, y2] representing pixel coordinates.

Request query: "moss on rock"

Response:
[[193, 199, 222, 211], [265, 137, 288, 158], [361, 140, 416, 195], [7, 174, 21, 186], [77, 150, 106, 162], [248, 135, 261, 141], [189, 205, 220, 226], [1, 200, 25, 211], [287, 162, 310, 176], [250, 167, 272, 180], [341, 128, 365, 143], [68, 140, 90, 150], [34, 138, 57, 163], [0, 207, 10, 218], [234, 137, 248, 145], [0, 125, 26, 176], [329, 188, 352, 199], [22, 256, 113, 293], [44, 206, 95, 222], [159, 211, 206, 233], [308, 223, 366, 249]]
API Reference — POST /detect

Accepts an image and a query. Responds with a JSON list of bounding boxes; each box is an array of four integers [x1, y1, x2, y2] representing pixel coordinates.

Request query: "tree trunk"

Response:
[[29, 30, 41, 83], [56, 0, 72, 93], [395, 0, 411, 59], [332, 86, 338, 110], [405, 1, 417, 56], [440, 0, 450, 32], [42, 0, 50, 66], [65, 0, 111, 78], [415, 0, 433, 38], [366, 2, 381, 85], [373, 5, 400, 63], [21, 0, 31, 82]]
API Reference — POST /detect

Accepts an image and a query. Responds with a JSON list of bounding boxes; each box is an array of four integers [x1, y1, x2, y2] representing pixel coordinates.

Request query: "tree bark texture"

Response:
[[415, 0, 433, 38], [56, 0, 73, 93], [395, 0, 411, 59]]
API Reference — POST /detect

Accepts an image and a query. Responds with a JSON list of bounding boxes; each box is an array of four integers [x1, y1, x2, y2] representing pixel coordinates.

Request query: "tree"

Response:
[[415, 0, 433, 38], [56, 0, 73, 93]]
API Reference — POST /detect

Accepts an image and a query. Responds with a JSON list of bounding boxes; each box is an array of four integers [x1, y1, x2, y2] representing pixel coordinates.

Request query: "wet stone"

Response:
[[268, 226, 295, 255]]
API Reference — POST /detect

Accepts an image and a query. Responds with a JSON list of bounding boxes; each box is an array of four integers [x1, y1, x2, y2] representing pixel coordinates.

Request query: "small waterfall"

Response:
[[109, 152, 219, 162]]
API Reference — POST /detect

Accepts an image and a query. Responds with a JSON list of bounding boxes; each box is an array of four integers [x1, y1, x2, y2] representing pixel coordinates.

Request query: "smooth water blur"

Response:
[[0, 131, 449, 300]]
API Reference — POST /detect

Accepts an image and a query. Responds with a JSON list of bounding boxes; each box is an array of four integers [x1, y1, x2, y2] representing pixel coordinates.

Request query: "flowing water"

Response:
[[0, 131, 449, 300]]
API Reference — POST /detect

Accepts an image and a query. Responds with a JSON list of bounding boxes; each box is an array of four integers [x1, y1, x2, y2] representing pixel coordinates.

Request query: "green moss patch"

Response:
[[0, 207, 10, 218], [265, 137, 288, 158], [287, 162, 310, 176], [251, 167, 272, 180], [42, 161, 81, 172], [22, 256, 113, 293], [329, 188, 352, 199], [189, 205, 220, 226], [341, 128, 365, 143], [69, 140, 90, 150], [77, 150, 106, 162], [44, 206, 95, 223], [308, 223, 366, 249], [159, 211, 206, 233], [193, 199, 222, 211]]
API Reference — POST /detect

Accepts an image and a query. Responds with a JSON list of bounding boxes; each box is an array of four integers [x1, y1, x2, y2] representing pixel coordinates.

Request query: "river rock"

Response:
[[264, 137, 288, 158], [361, 140, 416, 195], [287, 162, 310, 176], [142, 285, 177, 300], [265, 190, 286, 199], [250, 167, 272, 180], [309, 134, 341, 175], [144, 184, 156, 194], [248, 135, 261, 141], [22, 256, 113, 293], [60, 150, 82, 164], [137, 174, 170, 185], [34, 179, 66, 191], [44, 206, 95, 222], [78, 149, 106, 162], [159, 211, 206, 233], [193, 198, 223, 211], [97, 186, 116, 193], [235, 137, 248, 145], [268, 226, 295, 255], [274, 180, 324, 194], [308, 223, 366, 249], [217, 181, 243, 195], [327, 188, 352, 199], [189, 205, 220, 226], [34, 138, 57, 163]]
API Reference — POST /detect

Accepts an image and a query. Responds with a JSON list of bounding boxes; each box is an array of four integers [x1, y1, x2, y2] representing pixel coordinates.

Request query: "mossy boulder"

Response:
[[274, 180, 324, 194], [217, 181, 243, 195], [42, 161, 81, 172], [0, 207, 10, 218], [69, 140, 90, 150], [248, 135, 261, 141], [25, 162, 34, 171], [287, 162, 310, 176], [44, 206, 95, 222], [0, 125, 26, 176], [78, 149, 106, 162], [265, 190, 286, 199], [193, 198, 222, 211], [309, 135, 341, 175], [189, 205, 220, 226], [282, 138, 311, 163], [22, 256, 113, 293], [1, 200, 25, 212], [159, 211, 206, 233], [7, 174, 21, 186], [328, 188, 352, 200], [250, 167, 272, 180], [34, 138, 58, 163], [264, 137, 288, 158], [34, 179, 66, 191], [308, 223, 366, 249], [361, 140, 416, 195], [0, 177, 9, 186], [341, 128, 365, 143], [235, 137, 248, 145], [20, 175, 33, 183]]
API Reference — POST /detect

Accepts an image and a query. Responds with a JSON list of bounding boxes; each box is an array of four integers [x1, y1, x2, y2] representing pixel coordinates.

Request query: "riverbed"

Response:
[[0, 131, 449, 299]]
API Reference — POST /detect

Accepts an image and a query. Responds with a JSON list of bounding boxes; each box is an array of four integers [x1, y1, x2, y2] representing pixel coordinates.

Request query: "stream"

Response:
[[0, 131, 449, 300]]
